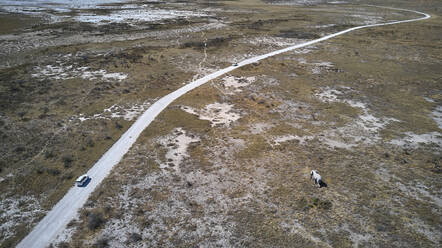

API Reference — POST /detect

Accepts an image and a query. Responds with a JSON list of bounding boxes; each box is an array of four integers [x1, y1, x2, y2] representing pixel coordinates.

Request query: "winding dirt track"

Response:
[[17, 5, 430, 248]]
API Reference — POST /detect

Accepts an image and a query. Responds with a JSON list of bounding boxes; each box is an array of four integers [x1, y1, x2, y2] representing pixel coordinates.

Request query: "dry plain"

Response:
[[0, 0, 441, 247]]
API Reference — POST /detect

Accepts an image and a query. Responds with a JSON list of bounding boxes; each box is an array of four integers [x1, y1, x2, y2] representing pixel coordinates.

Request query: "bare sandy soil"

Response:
[[0, 0, 441, 247]]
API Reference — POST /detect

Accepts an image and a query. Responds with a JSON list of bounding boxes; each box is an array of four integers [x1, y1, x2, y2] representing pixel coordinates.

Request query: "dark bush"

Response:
[[88, 212, 105, 230], [57, 242, 70, 248], [61, 155, 74, 168], [36, 165, 45, 174], [94, 237, 109, 248], [14, 146, 25, 153], [115, 122, 123, 130], [87, 137, 95, 147], [0, 160, 5, 173], [44, 150, 55, 159], [128, 233, 142, 243], [46, 168, 61, 176], [67, 219, 77, 228], [311, 197, 332, 210], [278, 29, 320, 39], [182, 37, 233, 49]]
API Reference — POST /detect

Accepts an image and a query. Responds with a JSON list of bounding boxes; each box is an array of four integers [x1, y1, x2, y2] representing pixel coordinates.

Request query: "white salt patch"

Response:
[[376, 168, 442, 226], [271, 100, 311, 122], [319, 106, 397, 149], [337, 223, 373, 248], [395, 181, 442, 208], [273, 135, 314, 146], [312, 67, 321, 74], [245, 36, 303, 47], [280, 219, 328, 247], [312, 61, 334, 74], [32, 64, 127, 82], [431, 105, 442, 129], [0, 195, 45, 242], [105, 102, 153, 121], [52, 221, 78, 246], [314, 24, 337, 28], [210, 137, 246, 165], [249, 122, 274, 134], [292, 47, 315, 55], [181, 103, 241, 127], [297, 57, 307, 64], [158, 128, 200, 169], [320, 137, 357, 149], [315, 61, 334, 67], [222, 75, 255, 93], [315, 88, 343, 102], [350, 14, 383, 25], [424, 97, 435, 103], [407, 218, 441, 244], [270, 0, 326, 6], [356, 108, 397, 133], [294, 58, 335, 74], [389, 132, 442, 149], [414, 183, 442, 208], [314, 87, 399, 149], [71, 100, 155, 122], [75, 8, 207, 25], [103, 73, 127, 81]]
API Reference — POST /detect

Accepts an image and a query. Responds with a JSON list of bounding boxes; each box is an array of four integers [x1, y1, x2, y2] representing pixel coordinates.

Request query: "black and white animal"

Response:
[[310, 170, 327, 188]]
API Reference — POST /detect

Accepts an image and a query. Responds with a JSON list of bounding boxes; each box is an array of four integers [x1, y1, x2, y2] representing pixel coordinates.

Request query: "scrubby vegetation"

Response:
[[0, 0, 441, 247]]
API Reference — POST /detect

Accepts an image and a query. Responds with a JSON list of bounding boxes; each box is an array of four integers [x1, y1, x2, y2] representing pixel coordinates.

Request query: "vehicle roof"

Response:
[[75, 174, 88, 182]]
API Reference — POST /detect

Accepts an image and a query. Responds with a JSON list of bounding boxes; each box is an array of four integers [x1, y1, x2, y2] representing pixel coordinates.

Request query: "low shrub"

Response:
[[94, 237, 109, 248], [115, 122, 123, 130], [87, 212, 105, 230], [61, 154, 74, 168], [128, 233, 142, 243], [46, 168, 61, 176]]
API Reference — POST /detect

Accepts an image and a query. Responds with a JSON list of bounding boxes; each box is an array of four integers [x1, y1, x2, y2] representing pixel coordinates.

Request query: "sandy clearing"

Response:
[[181, 103, 241, 127]]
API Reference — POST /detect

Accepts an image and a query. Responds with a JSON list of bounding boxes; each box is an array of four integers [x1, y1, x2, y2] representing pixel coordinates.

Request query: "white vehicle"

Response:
[[75, 174, 90, 187], [233, 62, 238, 66]]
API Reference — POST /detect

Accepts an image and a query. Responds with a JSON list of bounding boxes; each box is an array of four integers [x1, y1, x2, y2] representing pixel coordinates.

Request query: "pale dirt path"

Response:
[[17, 6, 430, 248]]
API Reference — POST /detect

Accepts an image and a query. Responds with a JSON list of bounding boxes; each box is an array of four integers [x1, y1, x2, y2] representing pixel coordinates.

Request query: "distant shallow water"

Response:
[[0, 0, 207, 24], [0, 0, 129, 12]]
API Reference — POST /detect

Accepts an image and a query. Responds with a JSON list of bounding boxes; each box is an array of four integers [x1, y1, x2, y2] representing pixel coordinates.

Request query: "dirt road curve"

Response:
[[17, 6, 430, 248]]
